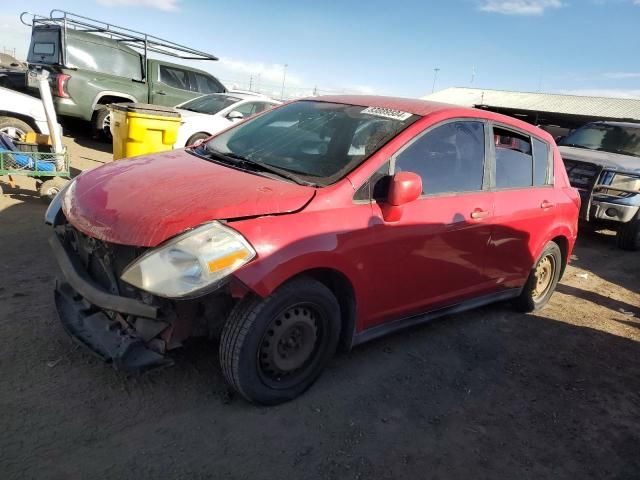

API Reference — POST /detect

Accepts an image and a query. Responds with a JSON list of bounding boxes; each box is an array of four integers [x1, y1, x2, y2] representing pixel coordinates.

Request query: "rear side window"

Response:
[[395, 121, 486, 195], [532, 138, 551, 186], [66, 41, 142, 80], [159, 65, 190, 90], [494, 127, 533, 189], [193, 73, 225, 94]]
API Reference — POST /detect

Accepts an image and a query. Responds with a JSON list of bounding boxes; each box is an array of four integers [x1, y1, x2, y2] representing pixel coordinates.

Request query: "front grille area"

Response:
[[57, 221, 148, 301], [564, 159, 602, 192]]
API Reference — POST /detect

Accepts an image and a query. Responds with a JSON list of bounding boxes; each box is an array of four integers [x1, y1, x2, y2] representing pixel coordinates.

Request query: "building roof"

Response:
[[423, 88, 640, 122]]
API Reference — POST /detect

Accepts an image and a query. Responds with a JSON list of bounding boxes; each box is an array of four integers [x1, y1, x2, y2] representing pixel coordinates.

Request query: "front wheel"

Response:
[[219, 278, 341, 405], [616, 216, 640, 251], [514, 241, 562, 312]]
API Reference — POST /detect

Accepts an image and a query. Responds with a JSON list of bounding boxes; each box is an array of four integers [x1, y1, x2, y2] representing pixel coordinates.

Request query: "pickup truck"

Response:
[[24, 13, 224, 137], [559, 121, 640, 250]]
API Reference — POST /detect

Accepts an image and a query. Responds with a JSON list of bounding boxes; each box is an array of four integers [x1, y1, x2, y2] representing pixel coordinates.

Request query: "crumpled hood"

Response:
[[559, 146, 640, 174], [63, 149, 315, 246]]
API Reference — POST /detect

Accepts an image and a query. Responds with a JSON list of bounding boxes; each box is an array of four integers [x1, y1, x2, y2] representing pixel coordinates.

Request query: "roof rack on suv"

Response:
[[20, 9, 218, 62]]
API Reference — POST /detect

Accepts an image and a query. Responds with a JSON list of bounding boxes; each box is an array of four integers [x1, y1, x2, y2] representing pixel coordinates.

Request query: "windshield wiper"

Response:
[[201, 147, 316, 187], [224, 152, 316, 186]]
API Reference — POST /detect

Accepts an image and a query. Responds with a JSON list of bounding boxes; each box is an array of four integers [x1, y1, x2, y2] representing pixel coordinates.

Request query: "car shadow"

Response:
[[569, 229, 639, 293], [61, 117, 113, 154], [556, 283, 640, 317]]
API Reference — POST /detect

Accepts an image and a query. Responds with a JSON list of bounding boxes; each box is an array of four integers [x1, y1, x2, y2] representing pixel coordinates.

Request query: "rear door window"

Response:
[[193, 73, 225, 94], [494, 127, 534, 189], [395, 120, 486, 195], [532, 137, 552, 186], [159, 65, 190, 91]]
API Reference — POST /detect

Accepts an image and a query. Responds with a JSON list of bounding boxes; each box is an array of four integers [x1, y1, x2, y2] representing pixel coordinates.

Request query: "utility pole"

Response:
[[471, 66, 476, 85], [431, 68, 440, 94], [249, 74, 253, 91], [280, 64, 288, 100]]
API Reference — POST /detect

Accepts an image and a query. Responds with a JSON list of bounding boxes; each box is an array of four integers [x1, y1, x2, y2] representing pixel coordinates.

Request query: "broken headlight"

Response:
[[120, 221, 256, 298]]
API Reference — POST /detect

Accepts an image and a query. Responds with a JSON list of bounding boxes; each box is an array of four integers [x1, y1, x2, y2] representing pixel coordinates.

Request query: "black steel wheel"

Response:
[[219, 277, 340, 405], [514, 241, 562, 312]]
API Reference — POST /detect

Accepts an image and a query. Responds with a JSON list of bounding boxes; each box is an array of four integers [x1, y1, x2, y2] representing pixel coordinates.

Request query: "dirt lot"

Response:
[[1, 125, 639, 479]]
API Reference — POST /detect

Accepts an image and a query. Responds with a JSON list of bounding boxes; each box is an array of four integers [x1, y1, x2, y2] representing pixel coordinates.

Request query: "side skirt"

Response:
[[351, 288, 522, 347]]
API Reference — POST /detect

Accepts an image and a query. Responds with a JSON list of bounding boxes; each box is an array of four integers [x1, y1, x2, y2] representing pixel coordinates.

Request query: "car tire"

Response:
[[92, 107, 112, 141], [0, 116, 34, 141], [219, 277, 341, 405], [513, 241, 562, 312], [39, 177, 67, 203], [186, 132, 211, 147], [616, 216, 640, 251]]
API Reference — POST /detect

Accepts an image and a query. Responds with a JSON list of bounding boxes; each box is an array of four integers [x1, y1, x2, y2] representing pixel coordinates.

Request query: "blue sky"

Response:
[[1, 0, 639, 98]]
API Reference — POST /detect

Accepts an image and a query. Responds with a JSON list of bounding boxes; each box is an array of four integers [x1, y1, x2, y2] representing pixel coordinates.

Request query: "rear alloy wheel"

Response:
[[514, 241, 562, 312], [616, 217, 640, 251], [219, 278, 340, 405], [92, 107, 112, 141], [0, 116, 34, 142]]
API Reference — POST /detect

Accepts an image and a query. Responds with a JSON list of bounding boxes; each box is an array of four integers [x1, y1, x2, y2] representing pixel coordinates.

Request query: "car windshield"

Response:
[[559, 124, 640, 158], [179, 94, 241, 114], [201, 100, 419, 185]]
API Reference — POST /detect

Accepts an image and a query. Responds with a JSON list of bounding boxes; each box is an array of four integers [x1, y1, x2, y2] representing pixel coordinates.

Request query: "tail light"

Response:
[[54, 74, 70, 98]]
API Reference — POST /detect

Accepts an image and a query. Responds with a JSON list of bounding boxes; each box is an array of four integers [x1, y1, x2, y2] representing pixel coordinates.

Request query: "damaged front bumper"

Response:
[[50, 233, 173, 373]]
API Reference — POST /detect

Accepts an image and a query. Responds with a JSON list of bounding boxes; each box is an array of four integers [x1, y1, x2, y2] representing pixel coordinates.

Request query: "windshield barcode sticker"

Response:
[[361, 106, 412, 121]]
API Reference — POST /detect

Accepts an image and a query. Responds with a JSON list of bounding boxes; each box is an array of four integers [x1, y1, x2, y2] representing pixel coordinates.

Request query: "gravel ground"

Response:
[[0, 123, 639, 480]]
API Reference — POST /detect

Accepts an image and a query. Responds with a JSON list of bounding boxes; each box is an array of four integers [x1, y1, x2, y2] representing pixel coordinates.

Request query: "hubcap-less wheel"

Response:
[[258, 304, 321, 388], [532, 254, 556, 300]]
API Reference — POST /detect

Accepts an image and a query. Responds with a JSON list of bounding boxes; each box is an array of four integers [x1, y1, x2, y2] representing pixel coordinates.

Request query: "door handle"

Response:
[[540, 200, 556, 209], [155, 91, 166, 95], [470, 208, 490, 220]]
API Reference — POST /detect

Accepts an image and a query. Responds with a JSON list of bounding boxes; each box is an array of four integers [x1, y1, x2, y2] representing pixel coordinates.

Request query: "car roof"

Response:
[[308, 95, 455, 117], [303, 95, 554, 142], [209, 92, 280, 102]]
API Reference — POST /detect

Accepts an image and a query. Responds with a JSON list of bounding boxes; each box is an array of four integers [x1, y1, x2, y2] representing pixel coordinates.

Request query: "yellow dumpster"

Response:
[[109, 103, 181, 160]]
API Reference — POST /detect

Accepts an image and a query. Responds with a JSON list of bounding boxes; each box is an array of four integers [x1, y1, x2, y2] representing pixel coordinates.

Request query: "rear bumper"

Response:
[[50, 234, 171, 372]]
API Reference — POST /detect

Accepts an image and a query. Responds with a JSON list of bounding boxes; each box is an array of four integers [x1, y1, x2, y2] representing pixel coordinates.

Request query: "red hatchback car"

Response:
[[46, 96, 580, 404]]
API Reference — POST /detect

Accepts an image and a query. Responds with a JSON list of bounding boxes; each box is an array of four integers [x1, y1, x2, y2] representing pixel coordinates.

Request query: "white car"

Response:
[[0, 85, 54, 139], [174, 92, 281, 147]]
